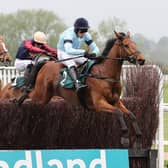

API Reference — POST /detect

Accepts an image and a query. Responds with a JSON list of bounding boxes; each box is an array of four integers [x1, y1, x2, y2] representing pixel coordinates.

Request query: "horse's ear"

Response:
[[114, 30, 120, 39], [127, 31, 130, 38]]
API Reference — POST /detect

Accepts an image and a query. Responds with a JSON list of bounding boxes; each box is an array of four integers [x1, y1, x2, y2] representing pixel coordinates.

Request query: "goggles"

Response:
[[79, 29, 88, 33]]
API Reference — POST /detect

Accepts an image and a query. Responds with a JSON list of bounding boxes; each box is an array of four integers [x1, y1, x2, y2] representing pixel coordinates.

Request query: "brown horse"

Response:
[[0, 55, 56, 100], [0, 80, 3, 95], [0, 82, 21, 100], [0, 31, 145, 147], [0, 35, 12, 65]]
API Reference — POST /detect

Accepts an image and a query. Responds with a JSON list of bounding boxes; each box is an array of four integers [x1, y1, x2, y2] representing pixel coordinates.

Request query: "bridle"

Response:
[[115, 38, 141, 64], [85, 37, 142, 82]]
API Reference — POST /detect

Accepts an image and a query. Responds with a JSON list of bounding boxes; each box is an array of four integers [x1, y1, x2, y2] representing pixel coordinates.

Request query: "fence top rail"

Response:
[[0, 66, 16, 70]]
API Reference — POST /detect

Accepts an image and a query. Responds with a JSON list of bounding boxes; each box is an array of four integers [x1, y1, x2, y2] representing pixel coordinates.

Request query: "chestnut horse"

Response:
[[1, 31, 145, 147], [0, 55, 56, 100], [0, 35, 12, 66]]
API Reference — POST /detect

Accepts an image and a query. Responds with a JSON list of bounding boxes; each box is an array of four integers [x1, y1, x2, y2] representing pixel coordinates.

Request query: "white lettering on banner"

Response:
[[48, 159, 63, 168], [36, 151, 43, 168], [48, 150, 106, 168], [0, 161, 9, 168], [0, 150, 111, 168], [67, 150, 106, 168], [14, 151, 32, 168], [90, 150, 106, 168], [67, 159, 86, 168]]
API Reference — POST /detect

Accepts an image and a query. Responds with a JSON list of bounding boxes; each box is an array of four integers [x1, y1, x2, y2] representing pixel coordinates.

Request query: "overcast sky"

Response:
[[1, 0, 168, 42]]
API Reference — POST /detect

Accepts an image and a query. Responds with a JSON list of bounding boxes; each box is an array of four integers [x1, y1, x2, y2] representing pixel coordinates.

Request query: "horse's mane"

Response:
[[102, 32, 126, 56], [102, 38, 116, 56]]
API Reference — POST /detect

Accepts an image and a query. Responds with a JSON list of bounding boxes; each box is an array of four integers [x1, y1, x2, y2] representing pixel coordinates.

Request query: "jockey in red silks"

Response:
[[14, 31, 57, 92]]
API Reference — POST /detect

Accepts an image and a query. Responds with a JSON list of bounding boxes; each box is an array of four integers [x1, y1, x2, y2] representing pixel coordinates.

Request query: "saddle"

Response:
[[60, 60, 96, 89], [12, 60, 47, 90]]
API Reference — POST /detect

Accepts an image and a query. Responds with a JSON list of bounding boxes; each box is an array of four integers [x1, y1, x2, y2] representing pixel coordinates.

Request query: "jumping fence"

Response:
[[0, 65, 167, 168]]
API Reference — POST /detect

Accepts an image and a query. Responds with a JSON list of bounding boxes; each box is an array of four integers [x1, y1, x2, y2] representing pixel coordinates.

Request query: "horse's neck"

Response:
[[103, 47, 122, 80]]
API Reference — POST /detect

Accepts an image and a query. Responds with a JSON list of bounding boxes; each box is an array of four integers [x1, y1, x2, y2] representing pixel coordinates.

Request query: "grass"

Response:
[[164, 83, 168, 153], [164, 83, 168, 103], [164, 112, 168, 140], [164, 160, 168, 168], [165, 146, 168, 152], [164, 113, 168, 152], [164, 83, 168, 160]]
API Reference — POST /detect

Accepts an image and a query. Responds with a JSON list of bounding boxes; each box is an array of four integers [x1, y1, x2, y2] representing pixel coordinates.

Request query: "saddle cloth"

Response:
[[60, 60, 96, 89], [11, 76, 25, 88]]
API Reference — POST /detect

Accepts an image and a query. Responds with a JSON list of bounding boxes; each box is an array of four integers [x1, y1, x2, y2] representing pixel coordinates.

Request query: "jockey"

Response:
[[14, 31, 57, 91], [57, 17, 99, 92]]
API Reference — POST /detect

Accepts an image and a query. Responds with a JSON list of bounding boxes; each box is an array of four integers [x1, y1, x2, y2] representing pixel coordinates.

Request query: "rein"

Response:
[[86, 73, 120, 83], [116, 40, 141, 64], [55, 55, 84, 63]]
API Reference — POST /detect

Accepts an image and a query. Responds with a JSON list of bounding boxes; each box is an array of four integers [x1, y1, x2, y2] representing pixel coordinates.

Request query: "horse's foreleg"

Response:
[[93, 98, 129, 147], [116, 100, 142, 137]]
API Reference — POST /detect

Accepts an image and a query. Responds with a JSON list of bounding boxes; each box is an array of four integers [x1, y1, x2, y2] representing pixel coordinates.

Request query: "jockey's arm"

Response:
[[85, 33, 99, 56], [88, 42, 99, 56], [24, 40, 46, 54], [43, 44, 57, 55], [64, 40, 85, 55]]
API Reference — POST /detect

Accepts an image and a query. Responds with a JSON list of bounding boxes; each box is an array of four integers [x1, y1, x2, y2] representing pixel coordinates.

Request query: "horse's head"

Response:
[[0, 36, 12, 66], [114, 31, 145, 65]]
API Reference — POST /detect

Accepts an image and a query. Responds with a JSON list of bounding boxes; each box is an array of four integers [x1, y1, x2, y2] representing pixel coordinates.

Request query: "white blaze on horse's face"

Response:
[[1, 42, 8, 52]]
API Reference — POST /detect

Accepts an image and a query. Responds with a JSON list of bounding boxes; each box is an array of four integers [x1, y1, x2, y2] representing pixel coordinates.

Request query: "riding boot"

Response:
[[22, 62, 44, 93], [68, 66, 87, 92], [21, 64, 33, 92], [17, 61, 46, 106]]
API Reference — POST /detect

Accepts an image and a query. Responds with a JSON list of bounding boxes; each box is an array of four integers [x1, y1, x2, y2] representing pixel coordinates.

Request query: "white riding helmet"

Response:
[[33, 31, 47, 44]]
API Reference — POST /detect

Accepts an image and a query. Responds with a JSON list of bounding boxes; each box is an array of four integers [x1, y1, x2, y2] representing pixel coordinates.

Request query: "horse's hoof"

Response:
[[121, 137, 129, 148]]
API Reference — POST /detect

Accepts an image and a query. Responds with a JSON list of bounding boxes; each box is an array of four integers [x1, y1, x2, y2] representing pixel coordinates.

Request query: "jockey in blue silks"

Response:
[[57, 17, 100, 92]]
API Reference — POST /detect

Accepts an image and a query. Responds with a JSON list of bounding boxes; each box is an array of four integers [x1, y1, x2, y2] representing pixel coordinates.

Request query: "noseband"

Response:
[[116, 39, 141, 64]]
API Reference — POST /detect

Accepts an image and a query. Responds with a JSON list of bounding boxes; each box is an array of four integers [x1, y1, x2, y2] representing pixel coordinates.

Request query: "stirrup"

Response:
[[79, 84, 87, 89], [76, 82, 88, 92]]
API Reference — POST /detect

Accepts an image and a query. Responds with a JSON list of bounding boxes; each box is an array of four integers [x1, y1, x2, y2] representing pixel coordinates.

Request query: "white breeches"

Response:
[[57, 50, 87, 68], [14, 59, 34, 72]]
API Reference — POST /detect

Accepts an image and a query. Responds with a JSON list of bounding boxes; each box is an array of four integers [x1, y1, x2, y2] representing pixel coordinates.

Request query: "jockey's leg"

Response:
[[68, 66, 87, 92], [24, 64, 33, 85], [22, 62, 45, 92], [57, 50, 87, 92]]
